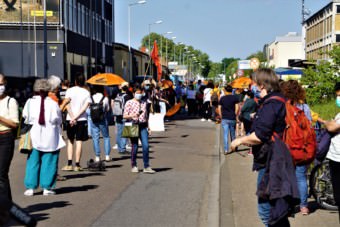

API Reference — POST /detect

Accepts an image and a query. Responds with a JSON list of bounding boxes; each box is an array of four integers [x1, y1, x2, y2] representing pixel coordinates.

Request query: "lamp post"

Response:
[[128, 0, 146, 80], [160, 31, 172, 65], [148, 20, 162, 53], [171, 37, 176, 62], [43, 0, 47, 78], [178, 42, 183, 64]]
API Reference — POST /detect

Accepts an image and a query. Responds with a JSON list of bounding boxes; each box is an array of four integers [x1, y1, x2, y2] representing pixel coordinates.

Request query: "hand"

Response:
[[231, 138, 242, 151], [250, 113, 256, 119], [70, 119, 77, 126], [148, 128, 152, 136]]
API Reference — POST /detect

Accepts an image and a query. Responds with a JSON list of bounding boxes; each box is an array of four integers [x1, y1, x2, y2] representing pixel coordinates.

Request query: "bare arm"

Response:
[[235, 103, 240, 121], [324, 120, 340, 133], [0, 116, 17, 129], [72, 102, 90, 121], [230, 132, 262, 151], [60, 98, 70, 111]]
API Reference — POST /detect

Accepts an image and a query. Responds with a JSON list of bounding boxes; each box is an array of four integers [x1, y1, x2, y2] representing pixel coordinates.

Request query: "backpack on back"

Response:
[[211, 90, 219, 103], [112, 94, 127, 116], [270, 97, 316, 165], [90, 96, 105, 123]]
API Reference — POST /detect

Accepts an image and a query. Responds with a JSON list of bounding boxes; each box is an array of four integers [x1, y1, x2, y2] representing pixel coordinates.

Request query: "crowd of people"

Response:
[[1, 68, 340, 226]]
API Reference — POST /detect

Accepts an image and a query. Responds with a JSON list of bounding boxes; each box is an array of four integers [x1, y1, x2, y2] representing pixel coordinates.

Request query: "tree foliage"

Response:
[[247, 51, 266, 62], [302, 46, 340, 105]]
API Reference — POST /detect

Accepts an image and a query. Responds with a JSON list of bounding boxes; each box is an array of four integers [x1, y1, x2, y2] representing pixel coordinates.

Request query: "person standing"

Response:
[[61, 75, 91, 172], [240, 90, 257, 135], [0, 74, 19, 200], [322, 82, 340, 223], [219, 85, 240, 154], [90, 86, 111, 162], [123, 86, 155, 174], [112, 82, 131, 154], [202, 81, 214, 122], [186, 84, 197, 116], [23, 79, 65, 196]]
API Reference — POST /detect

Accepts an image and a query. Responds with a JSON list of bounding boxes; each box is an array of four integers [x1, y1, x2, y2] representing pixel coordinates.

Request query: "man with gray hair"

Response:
[[48, 75, 62, 104]]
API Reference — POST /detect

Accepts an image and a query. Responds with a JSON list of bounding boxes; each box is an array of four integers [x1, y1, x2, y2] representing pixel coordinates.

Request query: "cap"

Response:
[[121, 81, 129, 87]]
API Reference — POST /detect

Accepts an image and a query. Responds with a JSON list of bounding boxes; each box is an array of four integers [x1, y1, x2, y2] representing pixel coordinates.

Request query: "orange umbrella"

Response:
[[165, 103, 181, 117], [87, 73, 126, 86], [231, 77, 252, 89]]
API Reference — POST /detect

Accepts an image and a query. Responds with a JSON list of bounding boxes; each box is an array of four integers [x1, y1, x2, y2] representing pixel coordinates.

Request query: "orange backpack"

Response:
[[270, 96, 317, 165]]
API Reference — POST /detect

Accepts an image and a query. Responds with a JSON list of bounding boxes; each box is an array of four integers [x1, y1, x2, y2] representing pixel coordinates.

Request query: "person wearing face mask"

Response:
[[231, 69, 299, 227], [123, 86, 155, 174], [320, 82, 340, 222], [0, 74, 19, 201]]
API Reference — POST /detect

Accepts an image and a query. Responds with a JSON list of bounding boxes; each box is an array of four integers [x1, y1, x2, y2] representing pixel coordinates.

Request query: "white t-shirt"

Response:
[[0, 96, 19, 131], [92, 93, 109, 112], [203, 88, 212, 103], [327, 113, 340, 162], [65, 86, 91, 121]]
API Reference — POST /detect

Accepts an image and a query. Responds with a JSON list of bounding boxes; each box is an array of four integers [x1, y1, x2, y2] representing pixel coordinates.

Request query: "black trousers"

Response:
[[187, 99, 196, 116], [203, 102, 212, 120], [0, 131, 15, 201], [329, 160, 340, 223]]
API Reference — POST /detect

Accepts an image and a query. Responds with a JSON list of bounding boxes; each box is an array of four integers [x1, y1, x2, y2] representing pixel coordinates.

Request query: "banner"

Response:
[[0, 0, 60, 24]]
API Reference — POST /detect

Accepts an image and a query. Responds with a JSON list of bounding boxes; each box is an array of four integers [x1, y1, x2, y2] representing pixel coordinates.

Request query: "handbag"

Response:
[[18, 99, 33, 154], [122, 122, 139, 138]]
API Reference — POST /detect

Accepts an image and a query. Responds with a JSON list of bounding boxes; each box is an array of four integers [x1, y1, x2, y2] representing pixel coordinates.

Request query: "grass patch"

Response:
[[310, 99, 339, 120]]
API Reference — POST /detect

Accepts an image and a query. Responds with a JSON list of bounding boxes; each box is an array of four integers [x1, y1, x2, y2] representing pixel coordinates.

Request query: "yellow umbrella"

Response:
[[87, 73, 125, 86]]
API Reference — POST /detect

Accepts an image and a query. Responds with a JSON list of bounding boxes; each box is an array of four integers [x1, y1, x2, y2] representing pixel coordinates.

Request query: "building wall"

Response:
[[268, 41, 303, 68]]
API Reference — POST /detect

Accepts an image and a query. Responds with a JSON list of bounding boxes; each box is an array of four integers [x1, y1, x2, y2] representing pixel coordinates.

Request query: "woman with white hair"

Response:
[[22, 79, 65, 196]]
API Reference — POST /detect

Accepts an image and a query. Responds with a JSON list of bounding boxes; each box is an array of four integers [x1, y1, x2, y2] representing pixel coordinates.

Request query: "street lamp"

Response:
[[128, 0, 147, 80], [148, 20, 163, 53], [171, 37, 176, 62], [160, 31, 172, 64]]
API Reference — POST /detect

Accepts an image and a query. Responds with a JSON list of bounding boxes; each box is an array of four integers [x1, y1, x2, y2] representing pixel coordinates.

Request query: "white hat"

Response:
[[121, 81, 129, 87]]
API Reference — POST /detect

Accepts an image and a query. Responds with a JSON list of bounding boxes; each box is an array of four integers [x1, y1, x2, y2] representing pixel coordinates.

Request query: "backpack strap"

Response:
[[99, 95, 105, 104], [265, 96, 286, 104], [90, 95, 95, 104]]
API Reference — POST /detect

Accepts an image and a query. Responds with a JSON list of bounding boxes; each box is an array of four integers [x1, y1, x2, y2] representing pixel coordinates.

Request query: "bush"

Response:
[[310, 99, 338, 120]]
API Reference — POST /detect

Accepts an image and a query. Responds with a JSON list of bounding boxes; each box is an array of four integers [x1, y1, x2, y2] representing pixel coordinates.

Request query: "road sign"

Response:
[[238, 60, 251, 70], [31, 11, 54, 17], [237, 69, 244, 77], [250, 58, 260, 70]]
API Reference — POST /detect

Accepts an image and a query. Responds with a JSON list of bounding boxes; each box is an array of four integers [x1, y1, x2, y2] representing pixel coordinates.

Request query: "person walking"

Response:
[[0, 74, 19, 200], [280, 80, 312, 215], [23, 79, 65, 196], [211, 83, 220, 121], [231, 68, 299, 227], [62, 75, 91, 172], [202, 81, 214, 122], [123, 86, 155, 174], [186, 84, 197, 116], [112, 82, 131, 154], [240, 90, 257, 135], [90, 86, 111, 162], [321, 82, 340, 223], [219, 85, 240, 154]]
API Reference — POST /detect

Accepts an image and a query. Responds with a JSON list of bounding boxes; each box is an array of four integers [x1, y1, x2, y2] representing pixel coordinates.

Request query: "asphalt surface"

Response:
[[6, 118, 219, 227]]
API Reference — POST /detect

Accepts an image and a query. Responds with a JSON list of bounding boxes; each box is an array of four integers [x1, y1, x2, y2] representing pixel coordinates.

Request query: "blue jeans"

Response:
[[91, 119, 111, 157], [24, 149, 59, 190], [257, 168, 271, 227], [295, 165, 308, 208], [221, 119, 236, 152], [116, 122, 127, 153], [130, 125, 150, 168]]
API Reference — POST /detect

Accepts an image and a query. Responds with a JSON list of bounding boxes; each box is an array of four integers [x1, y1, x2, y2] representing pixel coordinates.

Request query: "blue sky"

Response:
[[115, 0, 330, 62]]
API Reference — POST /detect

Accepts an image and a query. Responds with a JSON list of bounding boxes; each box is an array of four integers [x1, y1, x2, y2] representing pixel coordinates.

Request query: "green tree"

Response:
[[220, 57, 240, 73], [246, 51, 266, 62], [302, 46, 340, 105], [208, 62, 222, 79]]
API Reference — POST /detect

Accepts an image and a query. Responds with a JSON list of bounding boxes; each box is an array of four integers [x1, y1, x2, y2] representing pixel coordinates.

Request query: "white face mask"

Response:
[[0, 85, 5, 96]]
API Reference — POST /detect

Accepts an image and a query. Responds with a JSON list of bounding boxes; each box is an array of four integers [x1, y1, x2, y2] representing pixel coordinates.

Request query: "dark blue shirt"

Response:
[[219, 95, 240, 120], [251, 92, 286, 170]]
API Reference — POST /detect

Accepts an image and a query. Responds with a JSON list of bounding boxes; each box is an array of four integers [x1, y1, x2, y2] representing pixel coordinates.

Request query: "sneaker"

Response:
[[112, 144, 118, 150], [56, 175, 66, 181], [73, 166, 83, 172], [143, 167, 156, 174], [95, 156, 101, 162], [24, 189, 34, 196], [300, 207, 309, 215], [131, 166, 139, 173], [126, 145, 132, 150], [208, 119, 212, 122], [105, 155, 111, 162], [201, 118, 206, 122], [43, 189, 56, 196], [61, 165, 73, 171]]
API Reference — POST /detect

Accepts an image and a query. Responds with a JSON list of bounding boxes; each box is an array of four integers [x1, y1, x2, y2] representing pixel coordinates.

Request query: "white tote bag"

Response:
[[148, 113, 165, 132]]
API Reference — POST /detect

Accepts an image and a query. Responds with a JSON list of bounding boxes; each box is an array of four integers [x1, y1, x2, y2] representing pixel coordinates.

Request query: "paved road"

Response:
[[7, 118, 219, 227]]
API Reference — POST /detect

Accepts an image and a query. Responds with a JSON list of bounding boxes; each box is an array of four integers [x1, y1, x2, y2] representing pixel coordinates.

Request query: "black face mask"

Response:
[[122, 87, 128, 92]]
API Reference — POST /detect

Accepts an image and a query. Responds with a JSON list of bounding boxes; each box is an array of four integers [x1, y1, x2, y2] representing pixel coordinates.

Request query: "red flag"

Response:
[[151, 41, 162, 81]]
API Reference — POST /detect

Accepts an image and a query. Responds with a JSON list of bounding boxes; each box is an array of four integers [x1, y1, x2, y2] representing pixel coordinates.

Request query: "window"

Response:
[[82, 5, 85, 35], [336, 34, 340, 42], [337, 5, 340, 14], [64, 0, 68, 29], [73, 0, 77, 32], [77, 3, 81, 33]]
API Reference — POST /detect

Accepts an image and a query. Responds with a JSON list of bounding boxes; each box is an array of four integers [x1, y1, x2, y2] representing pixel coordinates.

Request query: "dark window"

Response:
[[336, 35, 340, 43], [337, 5, 340, 14]]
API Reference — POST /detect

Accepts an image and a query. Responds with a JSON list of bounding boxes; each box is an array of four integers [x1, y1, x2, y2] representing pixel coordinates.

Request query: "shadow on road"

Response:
[[105, 164, 123, 169], [56, 185, 98, 195], [153, 168, 173, 172], [24, 201, 72, 221], [64, 172, 104, 180]]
